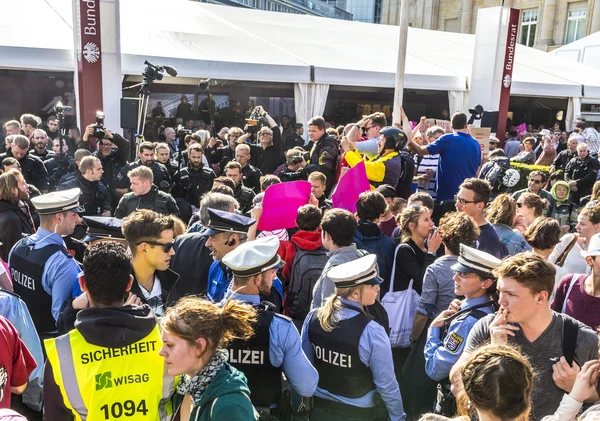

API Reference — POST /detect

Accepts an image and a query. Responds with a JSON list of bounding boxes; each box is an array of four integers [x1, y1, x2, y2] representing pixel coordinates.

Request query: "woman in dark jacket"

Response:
[[160, 297, 257, 421]]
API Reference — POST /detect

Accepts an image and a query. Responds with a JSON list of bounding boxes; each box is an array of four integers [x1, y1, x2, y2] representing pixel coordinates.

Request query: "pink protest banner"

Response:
[[515, 122, 527, 135], [410, 121, 417, 130], [257, 181, 311, 231], [332, 161, 371, 213]]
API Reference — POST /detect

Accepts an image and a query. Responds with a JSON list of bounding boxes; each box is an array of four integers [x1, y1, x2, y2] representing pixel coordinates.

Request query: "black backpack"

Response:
[[284, 245, 329, 321], [484, 156, 516, 196]]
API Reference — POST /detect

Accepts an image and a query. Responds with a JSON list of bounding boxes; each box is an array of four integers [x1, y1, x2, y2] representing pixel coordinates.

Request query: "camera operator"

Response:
[[30, 129, 55, 162], [172, 143, 215, 219], [278, 149, 309, 183], [115, 141, 171, 197], [45, 149, 89, 191], [82, 123, 130, 208], [237, 106, 282, 175], [0, 135, 49, 193]]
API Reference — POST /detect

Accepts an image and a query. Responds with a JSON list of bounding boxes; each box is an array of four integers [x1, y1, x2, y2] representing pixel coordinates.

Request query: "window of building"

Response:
[[445, 18, 458, 33], [519, 9, 537, 47], [565, 5, 587, 44]]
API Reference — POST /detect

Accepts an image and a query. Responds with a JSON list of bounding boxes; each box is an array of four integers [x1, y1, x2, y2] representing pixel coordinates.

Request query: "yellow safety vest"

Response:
[[45, 324, 176, 421]]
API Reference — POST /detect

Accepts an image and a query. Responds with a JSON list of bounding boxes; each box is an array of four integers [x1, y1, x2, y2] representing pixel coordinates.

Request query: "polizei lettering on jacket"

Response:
[[10, 268, 35, 290], [80, 341, 157, 364], [314, 345, 352, 368], [228, 349, 265, 365]]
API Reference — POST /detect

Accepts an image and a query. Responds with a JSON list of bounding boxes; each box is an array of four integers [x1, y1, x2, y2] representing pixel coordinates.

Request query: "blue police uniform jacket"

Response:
[[220, 291, 318, 398], [424, 296, 495, 381]]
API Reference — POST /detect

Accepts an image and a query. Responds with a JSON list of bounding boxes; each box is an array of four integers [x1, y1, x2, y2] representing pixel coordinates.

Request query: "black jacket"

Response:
[[30, 148, 55, 162], [565, 155, 600, 198], [131, 268, 180, 311], [205, 144, 235, 174], [241, 164, 262, 193], [551, 149, 577, 172], [308, 134, 339, 194], [249, 126, 283, 175], [234, 183, 256, 215], [117, 160, 171, 192], [115, 185, 180, 219], [45, 305, 158, 421], [91, 133, 130, 196], [57, 174, 112, 216], [0, 200, 35, 261], [0, 150, 49, 192], [168, 232, 213, 306], [172, 165, 215, 208]]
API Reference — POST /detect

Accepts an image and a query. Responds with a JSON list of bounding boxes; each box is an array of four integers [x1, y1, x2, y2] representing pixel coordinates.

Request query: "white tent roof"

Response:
[[551, 32, 600, 71], [1, 0, 600, 98]]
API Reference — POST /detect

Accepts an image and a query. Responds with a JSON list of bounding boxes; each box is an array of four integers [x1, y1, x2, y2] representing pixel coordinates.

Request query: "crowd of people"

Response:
[[1, 106, 600, 421]]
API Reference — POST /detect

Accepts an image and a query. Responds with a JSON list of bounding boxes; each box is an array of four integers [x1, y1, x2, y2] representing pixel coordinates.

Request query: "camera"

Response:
[[176, 124, 192, 139], [93, 111, 105, 140], [280, 168, 309, 183], [245, 107, 268, 134], [291, 155, 304, 165]]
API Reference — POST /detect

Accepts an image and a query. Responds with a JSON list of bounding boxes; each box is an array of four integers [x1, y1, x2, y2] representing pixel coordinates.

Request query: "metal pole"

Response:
[[392, 0, 410, 125]]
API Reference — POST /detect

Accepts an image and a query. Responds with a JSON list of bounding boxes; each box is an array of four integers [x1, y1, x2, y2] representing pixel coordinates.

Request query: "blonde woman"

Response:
[[301, 254, 405, 421]]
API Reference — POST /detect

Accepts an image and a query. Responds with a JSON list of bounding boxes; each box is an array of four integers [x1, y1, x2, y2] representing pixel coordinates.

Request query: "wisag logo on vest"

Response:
[[95, 371, 150, 390], [95, 371, 113, 390]]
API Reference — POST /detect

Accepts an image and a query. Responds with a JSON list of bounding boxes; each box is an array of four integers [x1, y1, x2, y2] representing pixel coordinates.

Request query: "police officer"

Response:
[[424, 244, 499, 416], [221, 236, 318, 415], [204, 208, 256, 303], [0, 135, 50, 193], [342, 126, 407, 189], [172, 142, 215, 215], [8, 188, 82, 337], [43, 241, 175, 421], [115, 141, 171, 196], [301, 254, 405, 421]]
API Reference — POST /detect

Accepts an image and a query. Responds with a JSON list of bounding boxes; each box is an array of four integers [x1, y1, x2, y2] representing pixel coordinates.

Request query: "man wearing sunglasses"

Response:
[[122, 209, 179, 318], [511, 170, 554, 216], [345, 112, 387, 158]]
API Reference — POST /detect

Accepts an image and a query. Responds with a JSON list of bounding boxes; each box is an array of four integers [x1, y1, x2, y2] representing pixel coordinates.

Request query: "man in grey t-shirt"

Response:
[[449, 252, 599, 421]]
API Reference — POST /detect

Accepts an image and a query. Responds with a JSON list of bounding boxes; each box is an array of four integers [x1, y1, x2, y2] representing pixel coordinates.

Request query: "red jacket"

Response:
[[277, 229, 323, 282]]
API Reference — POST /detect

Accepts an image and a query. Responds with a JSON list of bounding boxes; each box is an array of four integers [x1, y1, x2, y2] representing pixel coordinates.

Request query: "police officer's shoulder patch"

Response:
[[444, 332, 465, 353]]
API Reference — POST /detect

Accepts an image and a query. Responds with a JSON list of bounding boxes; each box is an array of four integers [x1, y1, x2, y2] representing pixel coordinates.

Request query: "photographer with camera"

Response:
[[116, 141, 171, 197], [82, 121, 130, 207], [278, 148, 310, 183], [0, 135, 49, 193], [237, 106, 282, 175]]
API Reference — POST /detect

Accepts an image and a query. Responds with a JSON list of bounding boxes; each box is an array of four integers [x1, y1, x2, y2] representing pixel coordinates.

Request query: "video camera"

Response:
[[245, 107, 268, 135], [93, 111, 106, 140], [290, 151, 310, 165], [280, 168, 309, 183], [176, 124, 193, 139]]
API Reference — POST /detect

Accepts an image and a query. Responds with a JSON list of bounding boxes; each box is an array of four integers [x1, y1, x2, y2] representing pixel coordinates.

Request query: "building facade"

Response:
[[197, 0, 353, 20], [381, 0, 600, 50]]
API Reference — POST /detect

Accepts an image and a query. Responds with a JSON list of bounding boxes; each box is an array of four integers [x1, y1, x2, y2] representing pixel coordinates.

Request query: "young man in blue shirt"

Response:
[[407, 112, 481, 204]]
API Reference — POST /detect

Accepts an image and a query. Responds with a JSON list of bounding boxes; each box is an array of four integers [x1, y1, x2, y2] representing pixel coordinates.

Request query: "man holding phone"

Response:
[[449, 252, 599, 421]]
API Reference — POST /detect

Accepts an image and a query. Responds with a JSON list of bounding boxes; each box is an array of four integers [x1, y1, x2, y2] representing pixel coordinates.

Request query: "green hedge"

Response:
[[510, 162, 551, 191]]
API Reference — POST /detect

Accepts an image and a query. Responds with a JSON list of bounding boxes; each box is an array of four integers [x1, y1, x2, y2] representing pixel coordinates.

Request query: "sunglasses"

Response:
[[529, 179, 542, 184], [454, 195, 478, 205], [137, 240, 175, 253]]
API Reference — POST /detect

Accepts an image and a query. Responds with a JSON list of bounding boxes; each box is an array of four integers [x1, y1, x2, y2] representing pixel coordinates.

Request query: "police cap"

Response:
[[451, 244, 501, 280], [329, 254, 382, 288], [83, 216, 125, 243], [31, 188, 84, 215], [204, 208, 256, 236], [222, 236, 284, 277]]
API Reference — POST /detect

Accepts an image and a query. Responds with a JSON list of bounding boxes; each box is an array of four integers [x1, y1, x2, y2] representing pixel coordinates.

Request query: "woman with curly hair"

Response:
[[486, 194, 531, 255]]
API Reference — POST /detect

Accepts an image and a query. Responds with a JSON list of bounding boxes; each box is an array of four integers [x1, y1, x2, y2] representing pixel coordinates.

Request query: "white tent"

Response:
[[551, 32, 600, 69], [2, 0, 600, 123]]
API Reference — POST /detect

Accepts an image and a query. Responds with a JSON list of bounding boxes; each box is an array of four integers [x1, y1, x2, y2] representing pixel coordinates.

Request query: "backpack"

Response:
[[284, 245, 329, 320], [484, 156, 512, 194]]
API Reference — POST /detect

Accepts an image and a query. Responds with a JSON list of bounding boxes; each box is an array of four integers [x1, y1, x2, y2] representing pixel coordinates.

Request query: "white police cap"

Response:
[[31, 188, 84, 215], [451, 244, 501, 279], [328, 254, 382, 288], [222, 236, 284, 277]]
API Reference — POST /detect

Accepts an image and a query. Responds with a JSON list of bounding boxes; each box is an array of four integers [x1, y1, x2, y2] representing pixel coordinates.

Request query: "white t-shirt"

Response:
[[416, 154, 439, 199]]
